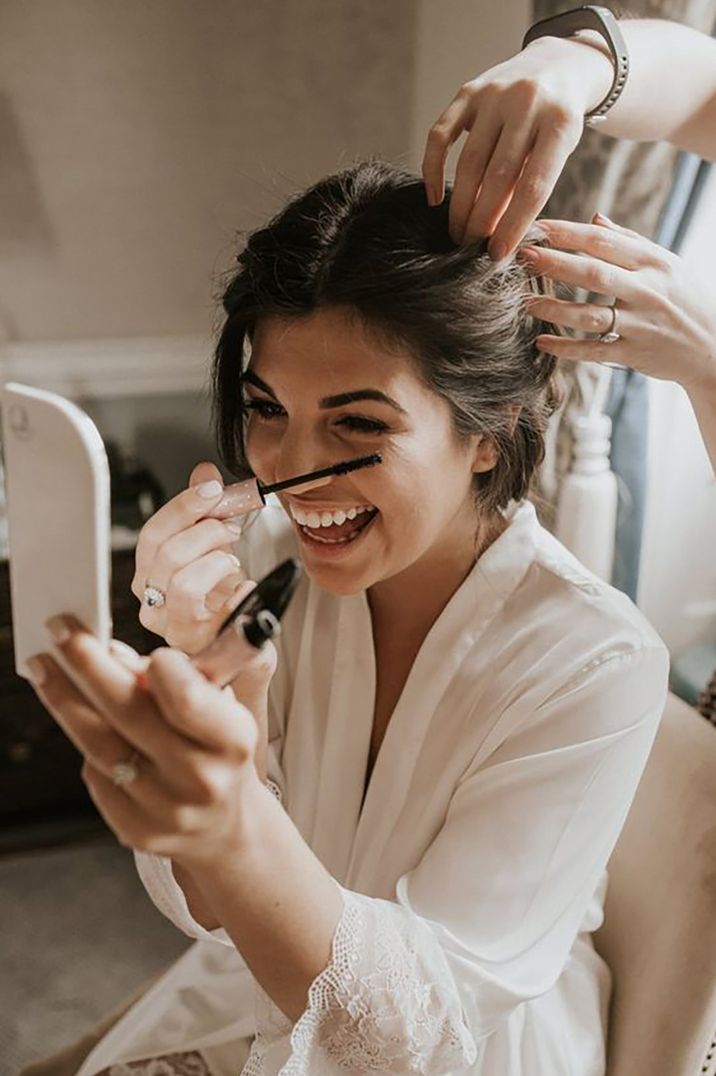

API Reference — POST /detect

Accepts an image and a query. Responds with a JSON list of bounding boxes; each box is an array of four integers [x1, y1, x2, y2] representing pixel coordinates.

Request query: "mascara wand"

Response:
[[208, 452, 383, 519]]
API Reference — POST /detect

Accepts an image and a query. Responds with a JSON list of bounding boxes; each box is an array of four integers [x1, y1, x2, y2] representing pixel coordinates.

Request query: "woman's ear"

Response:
[[472, 435, 499, 475]]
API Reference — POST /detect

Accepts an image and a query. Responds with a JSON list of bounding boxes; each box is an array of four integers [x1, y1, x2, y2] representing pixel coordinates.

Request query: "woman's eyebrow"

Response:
[[240, 369, 408, 415]]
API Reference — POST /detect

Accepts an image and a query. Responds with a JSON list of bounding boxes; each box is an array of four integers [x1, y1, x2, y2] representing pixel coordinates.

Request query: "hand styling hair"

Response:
[[212, 159, 561, 517]]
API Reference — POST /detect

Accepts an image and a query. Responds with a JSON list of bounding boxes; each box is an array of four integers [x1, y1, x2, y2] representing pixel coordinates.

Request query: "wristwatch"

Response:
[[522, 5, 629, 126]]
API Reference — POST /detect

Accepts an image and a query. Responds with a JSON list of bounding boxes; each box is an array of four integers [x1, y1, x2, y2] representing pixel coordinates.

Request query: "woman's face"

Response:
[[243, 306, 495, 596]]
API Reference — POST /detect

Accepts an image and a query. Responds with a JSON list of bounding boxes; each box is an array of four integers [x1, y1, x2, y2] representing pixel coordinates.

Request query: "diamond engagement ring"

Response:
[[112, 749, 141, 788], [598, 303, 621, 344], [143, 584, 166, 609]]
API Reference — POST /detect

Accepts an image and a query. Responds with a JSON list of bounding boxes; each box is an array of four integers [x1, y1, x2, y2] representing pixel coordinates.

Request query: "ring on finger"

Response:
[[112, 747, 142, 788], [143, 583, 167, 609], [598, 303, 621, 344]]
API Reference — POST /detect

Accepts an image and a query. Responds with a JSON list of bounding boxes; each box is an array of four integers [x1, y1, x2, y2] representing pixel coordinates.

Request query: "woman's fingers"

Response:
[[537, 217, 671, 271], [43, 616, 185, 759], [188, 461, 224, 489], [109, 639, 149, 674], [132, 469, 229, 600], [163, 546, 243, 622], [146, 648, 258, 760], [156, 551, 246, 653], [137, 519, 239, 624], [28, 652, 135, 774]]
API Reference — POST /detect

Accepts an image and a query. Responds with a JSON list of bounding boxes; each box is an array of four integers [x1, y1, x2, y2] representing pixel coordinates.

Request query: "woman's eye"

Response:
[[243, 398, 388, 435], [244, 399, 284, 420], [337, 416, 389, 434]]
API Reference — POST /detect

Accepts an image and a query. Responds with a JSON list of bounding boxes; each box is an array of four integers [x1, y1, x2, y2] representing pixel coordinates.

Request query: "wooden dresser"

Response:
[[0, 548, 159, 846]]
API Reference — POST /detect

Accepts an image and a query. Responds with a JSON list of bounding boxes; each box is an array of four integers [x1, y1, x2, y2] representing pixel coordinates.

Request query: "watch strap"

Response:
[[522, 5, 629, 125]]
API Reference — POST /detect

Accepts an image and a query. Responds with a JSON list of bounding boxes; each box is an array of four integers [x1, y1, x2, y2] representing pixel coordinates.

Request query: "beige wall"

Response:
[[409, 0, 529, 174], [0, 0, 415, 341]]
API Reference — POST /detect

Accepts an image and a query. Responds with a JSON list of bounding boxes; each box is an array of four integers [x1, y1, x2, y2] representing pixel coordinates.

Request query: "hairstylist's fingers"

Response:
[[423, 91, 476, 207], [527, 296, 631, 336], [591, 211, 655, 242], [461, 115, 538, 243], [488, 122, 580, 259], [537, 217, 673, 272], [518, 245, 645, 304], [448, 108, 503, 242], [535, 333, 630, 367]]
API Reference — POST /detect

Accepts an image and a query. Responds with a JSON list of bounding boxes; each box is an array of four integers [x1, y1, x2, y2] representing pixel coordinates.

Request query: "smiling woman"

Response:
[[211, 162, 563, 613], [44, 161, 669, 1076]]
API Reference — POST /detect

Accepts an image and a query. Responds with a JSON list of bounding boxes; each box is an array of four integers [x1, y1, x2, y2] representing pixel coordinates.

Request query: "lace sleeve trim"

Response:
[[242, 888, 477, 1075]]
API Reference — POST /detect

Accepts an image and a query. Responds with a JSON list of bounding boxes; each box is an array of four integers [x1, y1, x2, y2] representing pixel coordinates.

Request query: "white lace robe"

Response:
[[77, 498, 668, 1076]]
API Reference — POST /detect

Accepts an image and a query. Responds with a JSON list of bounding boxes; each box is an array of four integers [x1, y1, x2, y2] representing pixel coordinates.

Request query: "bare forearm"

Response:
[[171, 861, 220, 930], [176, 775, 344, 1023], [588, 20, 716, 157]]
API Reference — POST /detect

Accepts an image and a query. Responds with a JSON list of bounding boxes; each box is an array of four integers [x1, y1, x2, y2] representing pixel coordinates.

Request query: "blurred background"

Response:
[[0, 0, 524, 495], [1, 1, 715, 1071]]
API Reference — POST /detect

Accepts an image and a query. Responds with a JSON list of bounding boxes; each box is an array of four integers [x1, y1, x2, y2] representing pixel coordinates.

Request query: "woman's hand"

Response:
[[422, 35, 613, 254], [26, 616, 264, 870], [132, 461, 247, 654], [520, 214, 716, 396]]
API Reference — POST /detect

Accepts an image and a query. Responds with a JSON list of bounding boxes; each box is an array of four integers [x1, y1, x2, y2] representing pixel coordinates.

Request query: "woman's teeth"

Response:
[[291, 504, 379, 546], [290, 504, 376, 528]]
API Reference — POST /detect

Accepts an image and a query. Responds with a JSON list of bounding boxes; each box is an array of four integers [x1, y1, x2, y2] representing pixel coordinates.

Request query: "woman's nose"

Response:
[[273, 426, 334, 487]]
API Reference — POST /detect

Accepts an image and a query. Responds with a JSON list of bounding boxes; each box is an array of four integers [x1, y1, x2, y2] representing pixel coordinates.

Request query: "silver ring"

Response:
[[598, 304, 621, 344], [112, 749, 141, 788], [143, 584, 166, 609]]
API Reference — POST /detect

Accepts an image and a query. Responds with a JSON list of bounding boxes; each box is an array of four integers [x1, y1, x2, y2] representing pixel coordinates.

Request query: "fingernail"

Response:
[[517, 247, 539, 266], [593, 211, 614, 226], [46, 615, 71, 645], [489, 239, 508, 262], [224, 516, 245, 535], [196, 479, 223, 499], [26, 654, 47, 685]]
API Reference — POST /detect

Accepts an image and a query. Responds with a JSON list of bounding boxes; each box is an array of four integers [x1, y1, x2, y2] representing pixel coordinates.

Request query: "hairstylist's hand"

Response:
[[422, 35, 613, 254], [520, 213, 716, 396], [25, 616, 265, 869], [132, 461, 248, 654]]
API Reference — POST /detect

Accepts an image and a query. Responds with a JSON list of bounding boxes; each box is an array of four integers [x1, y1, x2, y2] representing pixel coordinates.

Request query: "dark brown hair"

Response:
[[212, 159, 560, 517]]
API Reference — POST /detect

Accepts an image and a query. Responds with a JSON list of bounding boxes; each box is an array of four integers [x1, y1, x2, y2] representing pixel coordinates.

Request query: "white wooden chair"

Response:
[[593, 692, 716, 1076]]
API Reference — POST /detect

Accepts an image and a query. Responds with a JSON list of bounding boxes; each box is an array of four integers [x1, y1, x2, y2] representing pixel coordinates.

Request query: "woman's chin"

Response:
[[302, 561, 372, 596]]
